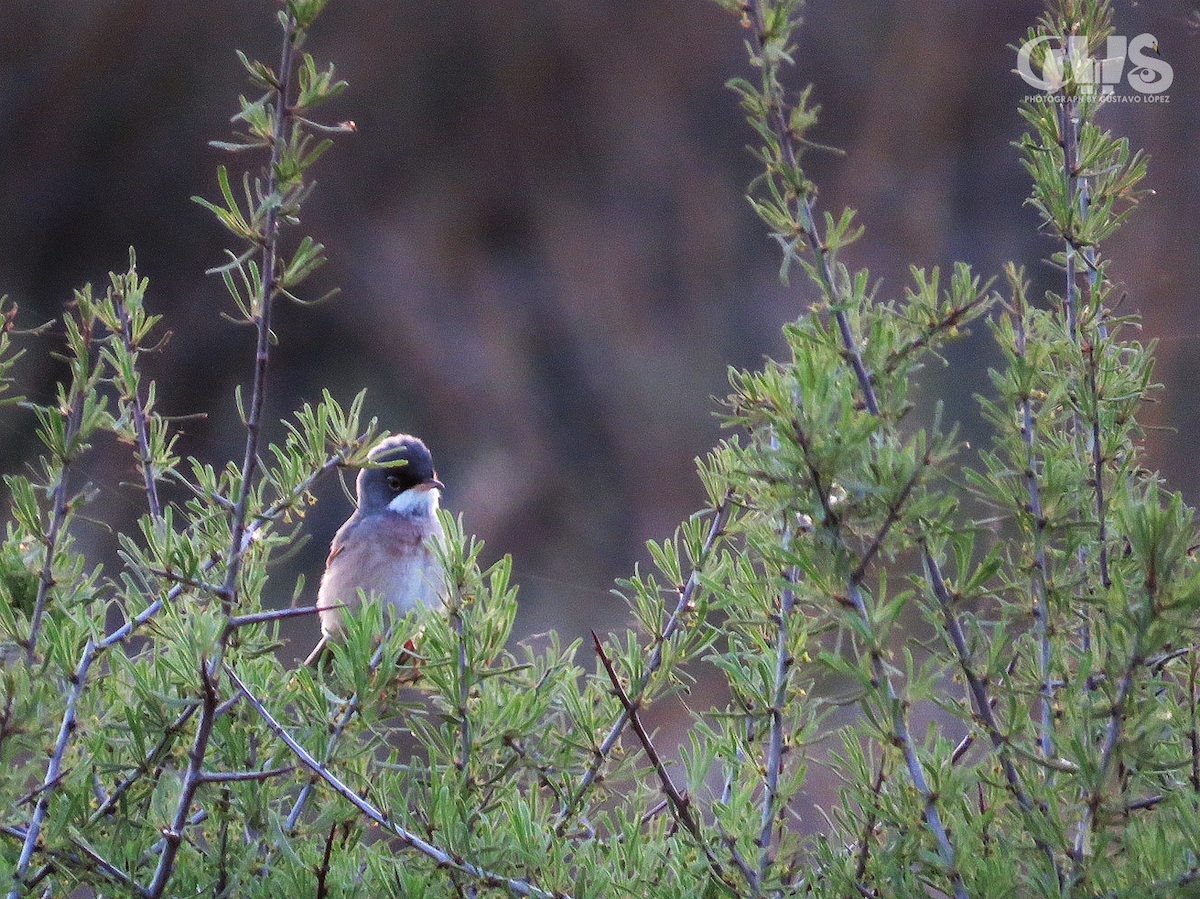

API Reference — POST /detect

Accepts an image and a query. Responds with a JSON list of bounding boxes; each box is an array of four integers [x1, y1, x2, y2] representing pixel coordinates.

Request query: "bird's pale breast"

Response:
[[316, 512, 445, 640]]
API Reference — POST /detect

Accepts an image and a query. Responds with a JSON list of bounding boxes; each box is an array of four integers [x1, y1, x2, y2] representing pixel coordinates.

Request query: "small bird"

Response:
[[304, 434, 446, 668]]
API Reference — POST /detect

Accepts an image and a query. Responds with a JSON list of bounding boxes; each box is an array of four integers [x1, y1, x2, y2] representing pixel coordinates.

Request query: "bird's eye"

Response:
[[386, 474, 403, 491]]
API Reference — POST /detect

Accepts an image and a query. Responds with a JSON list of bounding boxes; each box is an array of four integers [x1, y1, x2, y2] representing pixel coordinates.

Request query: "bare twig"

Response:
[[199, 764, 294, 783], [591, 634, 744, 896], [555, 492, 732, 830], [315, 824, 337, 899], [225, 664, 571, 899], [226, 603, 324, 630]]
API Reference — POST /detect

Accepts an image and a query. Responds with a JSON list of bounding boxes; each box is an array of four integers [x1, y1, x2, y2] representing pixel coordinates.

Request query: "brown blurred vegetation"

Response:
[[1, 0, 1197, 649]]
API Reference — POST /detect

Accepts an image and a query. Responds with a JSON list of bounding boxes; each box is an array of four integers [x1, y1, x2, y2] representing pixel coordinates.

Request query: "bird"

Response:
[[304, 434, 446, 668]]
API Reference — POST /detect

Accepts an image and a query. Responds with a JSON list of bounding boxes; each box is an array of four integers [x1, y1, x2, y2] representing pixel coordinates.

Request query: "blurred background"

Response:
[[0, 0, 1197, 657]]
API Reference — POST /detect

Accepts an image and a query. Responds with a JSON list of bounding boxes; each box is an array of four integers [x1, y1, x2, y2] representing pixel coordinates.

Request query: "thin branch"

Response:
[[199, 764, 294, 783], [744, 0, 879, 417], [1054, 39, 1110, 698], [143, 567, 226, 594], [111, 275, 164, 523], [921, 545, 1034, 810], [555, 492, 732, 830], [225, 664, 571, 899], [1121, 794, 1164, 814], [851, 462, 926, 584], [1055, 96, 1082, 341], [923, 543, 1063, 882], [591, 633, 698, 834], [757, 569, 797, 882], [0, 825, 149, 899], [452, 600, 472, 774], [137, 809, 208, 873], [847, 578, 968, 899], [716, 822, 759, 894], [591, 634, 744, 896], [217, 8, 298, 618], [1189, 650, 1199, 795], [1148, 644, 1200, 675], [25, 316, 95, 663], [788, 408, 967, 899], [6, 640, 97, 899], [501, 736, 567, 806], [315, 824, 337, 899], [852, 755, 886, 894], [1084, 348, 1111, 590], [146, 658, 221, 899], [1012, 292, 1056, 763], [286, 630, 394, 829], [87, 701, 201, 824], [226, 603, 323, 629], [1070, 607, 1149, 876], [881, 291, 994, 378]]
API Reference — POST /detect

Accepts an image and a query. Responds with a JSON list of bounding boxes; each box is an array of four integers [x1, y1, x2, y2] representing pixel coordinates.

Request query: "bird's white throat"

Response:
[[387, 485, 441, 518]]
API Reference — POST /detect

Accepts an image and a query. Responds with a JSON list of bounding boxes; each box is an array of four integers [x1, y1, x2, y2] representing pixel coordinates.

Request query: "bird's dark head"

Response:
[[356, 434, 444, 517]]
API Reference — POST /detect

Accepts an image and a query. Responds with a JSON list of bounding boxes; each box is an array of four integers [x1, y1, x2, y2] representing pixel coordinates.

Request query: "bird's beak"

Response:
[[423, 477, 446, 493]]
